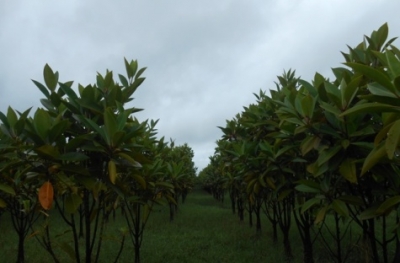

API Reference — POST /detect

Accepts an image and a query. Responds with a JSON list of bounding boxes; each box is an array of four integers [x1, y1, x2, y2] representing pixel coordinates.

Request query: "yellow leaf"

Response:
[[108, 160, 117, 184]]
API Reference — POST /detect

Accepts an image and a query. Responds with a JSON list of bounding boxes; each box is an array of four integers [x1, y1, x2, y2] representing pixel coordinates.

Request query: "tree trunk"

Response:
[[303, 224, 314, 263], [17, 230, 25, 263], [169, 203, 174, 222]]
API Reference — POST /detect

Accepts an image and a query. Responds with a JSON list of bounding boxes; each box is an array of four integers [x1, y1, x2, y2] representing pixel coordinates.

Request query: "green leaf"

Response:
[[341, 102, 399, 117], [35, 144, 60, 159], [43, 64, 58, 91], [142, 203, 151, 222], [340, 76, 360, 109], [385, 119, 400, 159], [118, 74, 129, 87], [104, 108, 118, 146], [118, 152, 142, 168], [345, 62, 394, 93], [300, 94, 315, 118], [317, 145, 341, 166], [124, 58, 137, 79], [0, 184, 16, 196], [108, 160, 117, 184], [358, 206, 379, 220], [0, 198, 7, 208], [7, 107, 18, 128], [332, 199, 349, 217], [368, 82, 397, 98], [34, 109, 51, 141], [324, 82, 341, 108], [301, 198, 320, 214], [377, 23, 389, 48], [59, 242, 76, 260], [301, 136, 321, 156], [377, 195, 400, 214], [32, 80, 50, 98], [58, 152, 89, 162], [132, 174, 147, 189], [48, 120, 69, 142], [277, 190, 292, 201], [135, 67, 146, 80], [299, 79, 317, 96], [59, 82, 78, 100], [339, 159, 357, 184], [295, 184, 320, 193], [338, 195, 364, 206], [386, 48, 400, 78], [65, 193, 82, 214], [315, 205, 328, 224], [361, 142, 387, 175]]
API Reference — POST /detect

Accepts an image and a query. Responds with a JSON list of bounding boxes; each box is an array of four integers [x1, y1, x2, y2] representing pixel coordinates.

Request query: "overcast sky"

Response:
[[1, 0, 400, 172]]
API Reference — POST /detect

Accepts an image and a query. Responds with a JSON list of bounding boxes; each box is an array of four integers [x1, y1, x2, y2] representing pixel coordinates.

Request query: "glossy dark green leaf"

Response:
[[332, 199, 349, 217], [339, 159, 357, 183], [361, 142, 387, 175], [315, 205, 328, 224], [377, 195, 400, 214], [65, 193, 82, 214], [7, 107, 18, 128], [118, 74, 129, 87], [387, 50, 400, 78], [0, 184, 16, 196], [59, 82, 78, 100], [369, 82, 397, 102], [32, 80, 50, 98], [345, 62, 394, 92], [301, 198, 320, 214], [340, 76, 360, 109], [341, 102, 398, 117], [104, 108, 118, 146], [58, 152, 89, 162], [48, 120, 69, 142], [43, 64, 58, 91], [385, 119, 400, 159], [35, 144, 60, 159], [317, 145, 341, 166], [295, 184, 320, 193], [34, 109, 51, 141]]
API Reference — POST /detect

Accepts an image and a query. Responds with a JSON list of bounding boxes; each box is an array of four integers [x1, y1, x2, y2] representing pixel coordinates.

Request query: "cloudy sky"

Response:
[[1, 0, 400, 172]]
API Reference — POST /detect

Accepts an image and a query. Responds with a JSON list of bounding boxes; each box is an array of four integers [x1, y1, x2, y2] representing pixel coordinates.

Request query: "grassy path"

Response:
[[139, 189, 295, 263], [0, 190, 303, 262]]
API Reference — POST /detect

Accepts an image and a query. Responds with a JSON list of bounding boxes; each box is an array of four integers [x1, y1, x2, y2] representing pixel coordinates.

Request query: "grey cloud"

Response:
[[1, 0, 400, 172]]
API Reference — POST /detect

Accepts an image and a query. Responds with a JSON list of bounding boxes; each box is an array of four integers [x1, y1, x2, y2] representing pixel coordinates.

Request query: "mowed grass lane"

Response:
[[0, 190, 303, 262]]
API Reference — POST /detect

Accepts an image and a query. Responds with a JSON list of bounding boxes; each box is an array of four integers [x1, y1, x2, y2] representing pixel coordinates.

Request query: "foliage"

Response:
[[0, 59, 196, 263], [201, 23, 400, 263]]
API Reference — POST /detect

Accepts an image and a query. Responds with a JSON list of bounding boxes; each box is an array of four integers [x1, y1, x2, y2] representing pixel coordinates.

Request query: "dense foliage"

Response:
[[200, 24, 400, 263], [0, 59, 196, 263]]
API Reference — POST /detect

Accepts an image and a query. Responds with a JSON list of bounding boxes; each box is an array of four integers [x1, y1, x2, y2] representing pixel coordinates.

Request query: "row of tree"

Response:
[[199, 23, 400, 263], [0, 59, 196, 263]]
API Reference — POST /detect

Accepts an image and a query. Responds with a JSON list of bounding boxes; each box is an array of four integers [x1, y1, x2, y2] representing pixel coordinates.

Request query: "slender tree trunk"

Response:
[[248, 206, 253, 227], [255, 198, 261, 233], [79, 206, 84, 238], [334, 214, 342, 263], [84, 191, 91, 263], [134, 242, 141, 263], [169, 203, 174, 222], [303, 224, 314, 263], [17, 229, 25, 263], [230, 191, 236, 214], [237, 198, 244, 221]]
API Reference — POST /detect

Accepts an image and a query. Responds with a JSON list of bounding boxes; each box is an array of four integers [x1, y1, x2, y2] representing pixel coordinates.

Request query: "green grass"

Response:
[[0, 190, 385, 262]]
